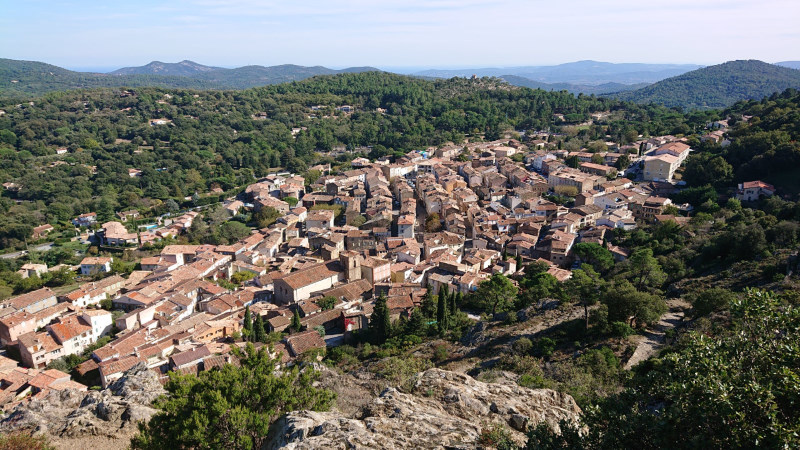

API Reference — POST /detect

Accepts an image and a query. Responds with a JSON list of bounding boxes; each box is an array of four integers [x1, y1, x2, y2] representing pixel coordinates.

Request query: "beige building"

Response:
[[643, 154, 679, 182], [273, 260, 345, 304], [547, 169, 602, 193]]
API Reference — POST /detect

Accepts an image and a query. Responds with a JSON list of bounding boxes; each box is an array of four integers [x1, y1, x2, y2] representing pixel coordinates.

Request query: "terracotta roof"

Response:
[[100, 356, 144, 376], [285, 330, 326, 357], [5, 288, 55, 310], [170, 346, 211, 368], [80, 257, 112, 265], [48, 316, 91, 343], [278, 260, 342, 290]]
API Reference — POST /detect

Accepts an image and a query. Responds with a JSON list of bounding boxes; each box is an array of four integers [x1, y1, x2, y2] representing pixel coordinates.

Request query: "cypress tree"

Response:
[[291, 309, 302, 332], [243, 306, 253, 339], [254, 315, 266, 343], [437, 286, 449, 334], [370, 295, 391, 344], [449, 289, 458, 316]]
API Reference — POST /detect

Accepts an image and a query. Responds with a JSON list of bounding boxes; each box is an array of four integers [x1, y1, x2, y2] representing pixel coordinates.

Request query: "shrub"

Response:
[[534, 337, 557, 357], [690, 287, 737, 317], [0, 432, 54, 450], [610, 321, 635, 338], [477, 423, 517, 450], [433, 344, 449, 362], [512, 337, 533, 356]]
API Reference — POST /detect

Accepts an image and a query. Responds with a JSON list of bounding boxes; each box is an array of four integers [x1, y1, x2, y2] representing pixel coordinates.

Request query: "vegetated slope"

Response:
[[615, 60, 800, 109], [500, 74, 648, 95], [110, 60, 225, 76], [0, 58, 217, 96], [721, 88, 800, 187], [0, 58, 381, 96]]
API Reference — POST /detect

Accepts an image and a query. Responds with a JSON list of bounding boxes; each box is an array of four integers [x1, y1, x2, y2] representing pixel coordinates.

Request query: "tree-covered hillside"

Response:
[[0, 58, 380, 97], [109, 60, 225, 76], [680, 88, 800, 192], [615, 60, 800, 109]]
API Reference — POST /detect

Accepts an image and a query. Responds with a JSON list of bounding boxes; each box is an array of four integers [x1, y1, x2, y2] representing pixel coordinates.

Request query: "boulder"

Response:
[[0, 361, 165, 440], [267, 368, 580, 449]]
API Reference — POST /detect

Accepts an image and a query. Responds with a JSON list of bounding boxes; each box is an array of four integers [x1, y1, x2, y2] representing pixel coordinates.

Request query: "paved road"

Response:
[[0, 250, 28, 260], [0, 242, 54, 260]]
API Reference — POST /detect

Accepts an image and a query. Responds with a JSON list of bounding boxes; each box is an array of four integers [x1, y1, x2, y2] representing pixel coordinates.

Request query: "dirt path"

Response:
[[624, 299, 688, 369]]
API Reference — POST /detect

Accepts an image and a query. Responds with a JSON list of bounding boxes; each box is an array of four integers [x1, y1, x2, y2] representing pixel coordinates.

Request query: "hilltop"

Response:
[[109, 60, 225, 76], [614, 60, 800, 109]]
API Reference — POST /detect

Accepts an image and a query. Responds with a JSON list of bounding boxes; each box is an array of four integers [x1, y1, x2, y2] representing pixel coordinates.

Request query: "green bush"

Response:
[[512, 337, 533, 355], [478, 423, 517, 450], [610, 321, 635, 338], [534, 337, 557, 357]]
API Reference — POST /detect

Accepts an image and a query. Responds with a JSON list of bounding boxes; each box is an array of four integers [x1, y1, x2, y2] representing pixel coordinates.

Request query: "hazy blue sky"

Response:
[[2, 0, 798, 70]]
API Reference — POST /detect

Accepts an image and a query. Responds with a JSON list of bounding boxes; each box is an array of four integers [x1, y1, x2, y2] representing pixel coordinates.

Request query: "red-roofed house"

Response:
[[737, 181, 775, 202]]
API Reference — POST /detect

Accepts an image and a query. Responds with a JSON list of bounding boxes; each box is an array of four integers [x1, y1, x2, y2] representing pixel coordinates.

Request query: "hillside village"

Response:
[[0, 118, 777, 411]]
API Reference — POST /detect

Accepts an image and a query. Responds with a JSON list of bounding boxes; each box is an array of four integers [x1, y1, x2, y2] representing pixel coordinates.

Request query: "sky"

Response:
[[2, 0, 798, 71]]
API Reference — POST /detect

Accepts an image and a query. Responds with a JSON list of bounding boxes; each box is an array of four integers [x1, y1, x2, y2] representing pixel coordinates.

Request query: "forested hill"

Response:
[[109, 60, 225, 76], [0, 58, 381, 97], [614, 60, 800, 109]]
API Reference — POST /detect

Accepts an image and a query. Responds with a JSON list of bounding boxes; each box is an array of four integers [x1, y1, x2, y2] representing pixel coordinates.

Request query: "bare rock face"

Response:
[[0, 362, 165, 439], [267, 368, 581, 449]]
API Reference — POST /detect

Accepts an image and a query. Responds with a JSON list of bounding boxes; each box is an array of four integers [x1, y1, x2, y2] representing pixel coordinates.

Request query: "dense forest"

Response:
[[683, 88, 800, 191], [615, 60, 800, 109]]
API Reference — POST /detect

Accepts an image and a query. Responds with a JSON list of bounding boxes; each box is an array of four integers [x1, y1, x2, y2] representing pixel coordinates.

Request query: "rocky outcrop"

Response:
[[267, 368, 581, 449], [0, 363, 165, 439]]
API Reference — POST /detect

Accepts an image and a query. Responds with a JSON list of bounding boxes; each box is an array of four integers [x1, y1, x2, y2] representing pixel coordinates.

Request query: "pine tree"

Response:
[[437, 286, 449, 334], [291, 309, 302, 333], [421, 285, 437, 318], [406, 308, 426, 336], [254, 315, 266, 343], [243, 306, 253, 340], [370, 295, 391, 344]]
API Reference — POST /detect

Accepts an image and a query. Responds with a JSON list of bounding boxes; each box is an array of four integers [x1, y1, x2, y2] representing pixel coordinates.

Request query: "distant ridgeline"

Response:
[[0, 58, 381, 96]]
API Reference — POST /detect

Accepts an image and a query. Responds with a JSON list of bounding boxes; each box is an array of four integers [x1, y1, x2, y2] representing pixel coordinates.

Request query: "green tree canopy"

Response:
[[131, 344, 335, 450]]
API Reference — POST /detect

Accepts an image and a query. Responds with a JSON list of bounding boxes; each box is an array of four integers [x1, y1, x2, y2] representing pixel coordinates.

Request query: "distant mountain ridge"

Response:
[[498, 74, 648, 96], [776, 61, 800, 70], [613, 60, 800, 109], [0, 58, 381, 96], [414, 60, 703, 85]]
